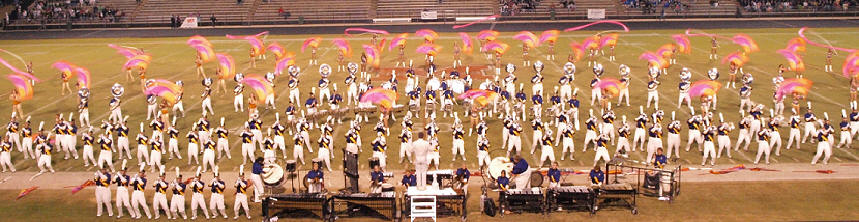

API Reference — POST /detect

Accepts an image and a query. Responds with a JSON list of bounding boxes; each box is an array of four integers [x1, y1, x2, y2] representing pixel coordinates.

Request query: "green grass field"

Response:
[[3, 180, 859, 221], [1, 27, 859, 174]]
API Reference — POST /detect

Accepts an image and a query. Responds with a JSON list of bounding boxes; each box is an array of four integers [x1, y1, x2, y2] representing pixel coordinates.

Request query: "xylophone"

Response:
[[548, 186, 595, 214], [329, 192, 398, 221], [500, 188, 546, 215], [262, 193, 330, 220], [596, 183, 638, 214]]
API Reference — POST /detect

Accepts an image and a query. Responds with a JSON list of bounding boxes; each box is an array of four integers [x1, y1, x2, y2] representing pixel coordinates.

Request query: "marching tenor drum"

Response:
[[263, 163, 285, 187]]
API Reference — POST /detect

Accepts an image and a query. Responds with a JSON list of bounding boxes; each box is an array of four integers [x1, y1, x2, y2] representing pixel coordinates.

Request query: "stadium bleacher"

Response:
[[133, 0, 253, 25], [253, 0, 372, 24], [375, 0, 495, 20]]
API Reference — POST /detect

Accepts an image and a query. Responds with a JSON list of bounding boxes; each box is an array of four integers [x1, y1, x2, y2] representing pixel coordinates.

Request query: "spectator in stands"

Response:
[[170, 14, 176, 29], [278, 7, 290, 20], [210, 14, 216, 28]]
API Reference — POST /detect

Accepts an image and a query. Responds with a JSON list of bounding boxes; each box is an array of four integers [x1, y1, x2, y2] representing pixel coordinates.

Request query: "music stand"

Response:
[[285, 160, 297, 193]]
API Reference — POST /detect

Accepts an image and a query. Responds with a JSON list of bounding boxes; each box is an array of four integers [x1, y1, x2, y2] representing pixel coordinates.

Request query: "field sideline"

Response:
[[0, 27, 858, 176]]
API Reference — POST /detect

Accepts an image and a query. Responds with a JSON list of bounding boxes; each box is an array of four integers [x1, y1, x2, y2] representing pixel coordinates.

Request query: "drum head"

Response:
[[263, 164, 285, 186], [529, 171, 543, 187], [487, 157, 513, 180]]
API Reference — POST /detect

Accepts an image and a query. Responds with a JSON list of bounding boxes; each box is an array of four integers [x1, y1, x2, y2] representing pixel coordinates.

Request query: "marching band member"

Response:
[[167, 118, 182, 160], [317, 134, 334, 172], [749, 105, 764, 138], [583, 110, 598, 151], [96, 129, 115, 171], [234, 167, 251, 219], [130, 165, 152, 219], [306, 90, 319, 117], [685, 114, 703, 152], [265, 73, 277, 110], [678, 68, 692, 110], [246, 114, 263, 148], [559, 63, 574, 103], [372, 132, 388, 171], [234, 84, 244, 112], [506, 119, 523, 158], [739, 85, 753, 113], [646, 121, 663, 164], [510, 155, 531, 189], [94, 166, 113, 217], [189, 167, 210, 219], [618, 64, 631, 106], [370, 165, 386, 194], [837, 109, 853, 149], [785, 109, 802, 150], [428, 135, 441, 170], [646, 69, 660, 109], [153, 166, 171, 220], [319, 64, 332, 103], [115, 118, 131, 160], [115, 161, 134, 218], [150, 117, 165, 147], [735, 114, 753, 151], [21, 118, 35, 160], [146, 95, 158, 120], [270, 113, 286, 158], [0, 136, 14, 172], [532, 61, 544, 97], [616, 116, 631, 156], [558, 118, 576, 161], [802, 102, 819, 143], [213, 118, 230, 160], [239, 127, 256, 165], [170, 167, 188, 220], [452, 117, 466, 161], [293, 127, 308, 165], [35, 122, 55, 174], [136, 123, 150, 165], [547, 162, 561, 189], [50, 115, 67, 159], [702, 125, 717, 166], [201, 139, 217, 173], [769, 111, 784, 156], [717, 114, 734, 159], [666, 112, 682, 159], [497, 170, 510, 191], [601, 108, 617, 145], [345, 126, 361, 156], [590, 64, 603, 106], [530, 116, 545, 155], [288, 75, 300, 106], [476, 134, 491, 168], [501, 114, 512, 149], [633, 107, 649, 151], [307, 162, 324, 193], [109, 84, 124, 123], [201, 78, 214, 116], [539, 128, 556, 167], [6, 114, 21, 153], [812, 119, 832, 165], [251, 158, 264, 202], [399, 117, 413, 164], [187, 130, 200, 165], [589, 166, 604, 186], [346, 64, 360, 105], [401, 169, 417, 187], [330, 84, 344, 123], [754, 123, 773, 165], [209, 167, 228, 219], [149, 134, 165, 173]]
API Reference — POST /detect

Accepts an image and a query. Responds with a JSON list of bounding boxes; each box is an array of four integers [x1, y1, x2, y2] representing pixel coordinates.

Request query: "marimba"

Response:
[[262, 193, 329, 220], [596, 183, 638, 214], [329, 192, 398, 221], [500, 188, 546, 215], [547, 186, 595, 214]]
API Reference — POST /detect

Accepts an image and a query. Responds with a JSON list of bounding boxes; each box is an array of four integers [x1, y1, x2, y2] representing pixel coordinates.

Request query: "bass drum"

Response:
[[263, 163, 285, 187], [529, 171, 543, 187], [487, 157, 513, 180]]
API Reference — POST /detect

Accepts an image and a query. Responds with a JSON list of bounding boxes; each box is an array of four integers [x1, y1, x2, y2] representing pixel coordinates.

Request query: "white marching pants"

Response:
[[735, 129, 752, 150], [646, 137, 663, 164], [117, 137, 131, 159], [187, 143, 199, 164], [242, 143, 256, 164], [811, 141, 832, 165], [477, 150, 491, 168], [116, 187, 133, 217], [234, 193, 250, 218], [838, 131, 852, 148], [0, 152, 15, 172], [540, 145, 555, 166], [202, 149, 216, 172], [754, 141, 771, 164], [136, 145, 149, 165], [169, 138, 181, 159], [633, 128, 646, 151], [170, 195, 187, 219], [234, 95, 244, 112], [702, 141, 716, 166], [561, 137, 575, 160], [95, 186, 113, 216], [201, 98, 214, 116], [190, 193, 209, 219], [786, 128, 801, 149], [717, 136, 731, 158], [209, 193, 226, 217], [583, 131, 597, 151], [802, 122, 816, 142], [131, 191, 151, 218], [399, 142, 412, 163], [616, 138, 630, 155], [686, 130, 703, 151], [318, 147, 332, 171], [251, 174, 263, 202], [646, 91, 659, 109], [217, 138, 231, 159], [153, 193, 170, 218], [594, 146, 610, 166], [770, 131, 782, 155], [666, 134, 681, 158], [506, 136, 522, 156], [452, 139, 465, 160]]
